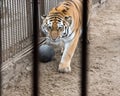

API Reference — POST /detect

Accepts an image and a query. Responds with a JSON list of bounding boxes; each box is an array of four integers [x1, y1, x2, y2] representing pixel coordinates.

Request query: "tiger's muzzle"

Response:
[[50, 31, 60, 41]]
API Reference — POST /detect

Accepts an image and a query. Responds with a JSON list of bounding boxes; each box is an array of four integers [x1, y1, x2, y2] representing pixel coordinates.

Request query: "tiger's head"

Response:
[[41, 15, 72, 42]]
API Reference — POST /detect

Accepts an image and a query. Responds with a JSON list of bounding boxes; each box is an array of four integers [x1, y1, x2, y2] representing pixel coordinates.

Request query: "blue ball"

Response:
[[39, 44, 55, 62]]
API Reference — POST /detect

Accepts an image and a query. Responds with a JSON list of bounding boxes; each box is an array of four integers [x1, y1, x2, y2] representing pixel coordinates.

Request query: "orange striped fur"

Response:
[[41, 0, 91, 72]]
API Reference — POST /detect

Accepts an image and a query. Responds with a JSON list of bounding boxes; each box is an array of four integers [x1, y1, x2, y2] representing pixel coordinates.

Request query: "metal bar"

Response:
[[21, 0, 26, 41], [81, 0, 88, 96], [20, 0, 24, 50], [23, 0, 27, 41], [0, 0, 2, 95], [11, 0, 16, 56], [1, 0, 5, 62], [12, 0, 16, 54], [26, 0, 33, 37], [21, 0, 25, 48], [14, 0, 19, 53], [17, 0, 21, 53], [7, 0, 11, 59], [4, 0, 8, 61], [5, 0, 9, 60], [9, 0, 14, 58], [19, 0, 23, 51], [32, 0, 39, 96], [39, 0, 45, 37]]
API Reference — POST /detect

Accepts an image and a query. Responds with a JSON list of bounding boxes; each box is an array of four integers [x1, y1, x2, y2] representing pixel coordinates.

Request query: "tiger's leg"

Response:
[[60, 41, 64, 55], [58, 32, 80, 73]]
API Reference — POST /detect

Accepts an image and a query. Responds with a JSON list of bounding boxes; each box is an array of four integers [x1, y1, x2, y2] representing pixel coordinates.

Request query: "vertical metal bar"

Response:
[[23, 0, 27, 41], [32, 0, 39, 96], [4, 0, 7, 61], [21, 0, 25, 40], [9, 0, 13, 57], [39, 0, 44, 37], [0, 0, 2, 95], [81, 0, 88, 96], [23, 0, 28, 45], [8, 0, 12, 58], [14, 0, 18, 53], [39, 0, 44, 24], [20, 0, 24, 50], [13, 0, 16, 54], [17, 0, 21, 52], [23, 0, 28, 47], [11, 0, 16, 55], [5, 0, 9, 60], [26, 0, 32, 38], [1, 0, 5, 62], [18, 0, 23, 51], [7, 0, 10, 59], [21, 0, 25, 48]]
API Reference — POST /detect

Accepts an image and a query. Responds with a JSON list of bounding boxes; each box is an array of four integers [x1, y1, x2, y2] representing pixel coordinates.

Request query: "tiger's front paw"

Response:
[[58, 63, 71, 73]]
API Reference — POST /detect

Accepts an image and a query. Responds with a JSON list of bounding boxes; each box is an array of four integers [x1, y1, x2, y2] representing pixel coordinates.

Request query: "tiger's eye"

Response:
[[59, 26, 64, 31], [47, 26, 52, 31]]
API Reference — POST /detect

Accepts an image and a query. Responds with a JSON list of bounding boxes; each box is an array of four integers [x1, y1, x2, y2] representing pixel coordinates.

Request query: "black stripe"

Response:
[[69, 0, 80, 12], [63, 2, 71, 6], [49, 12, 64, 18], [48, 16, 63, 22]]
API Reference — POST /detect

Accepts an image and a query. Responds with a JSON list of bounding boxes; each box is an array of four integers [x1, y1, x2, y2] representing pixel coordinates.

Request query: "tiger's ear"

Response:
[[41, 15, 46, 20], [65, 16, 72, 25]]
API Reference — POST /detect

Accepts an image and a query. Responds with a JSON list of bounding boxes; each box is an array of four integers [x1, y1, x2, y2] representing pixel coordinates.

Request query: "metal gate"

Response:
[[1, 0, 33, 63], [32, 0, 89, 96], [0, 0, 89, 96], [0, 0, 65, 63]]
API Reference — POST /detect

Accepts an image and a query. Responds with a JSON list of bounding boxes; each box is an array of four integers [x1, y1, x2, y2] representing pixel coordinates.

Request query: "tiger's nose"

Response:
[[51, 32, 58, 40], [52, 38, 57, 41], [51, 36, 60, 41], [51, 36, 57, 40]]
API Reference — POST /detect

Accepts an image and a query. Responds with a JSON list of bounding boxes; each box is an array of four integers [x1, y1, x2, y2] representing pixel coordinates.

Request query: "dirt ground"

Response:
[[2, 0, 120, 96]]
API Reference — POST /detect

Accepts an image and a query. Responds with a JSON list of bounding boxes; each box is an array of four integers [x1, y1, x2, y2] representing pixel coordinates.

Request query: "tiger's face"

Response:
[[41, 16, 72, 42]]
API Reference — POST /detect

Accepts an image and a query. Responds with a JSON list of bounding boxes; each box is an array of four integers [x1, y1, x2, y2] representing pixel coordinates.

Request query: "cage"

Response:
[[0, 0, 108, 96]]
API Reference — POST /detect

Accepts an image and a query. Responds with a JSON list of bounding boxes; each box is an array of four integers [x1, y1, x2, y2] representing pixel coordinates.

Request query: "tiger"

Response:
[[41, 0, 92, 73]]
